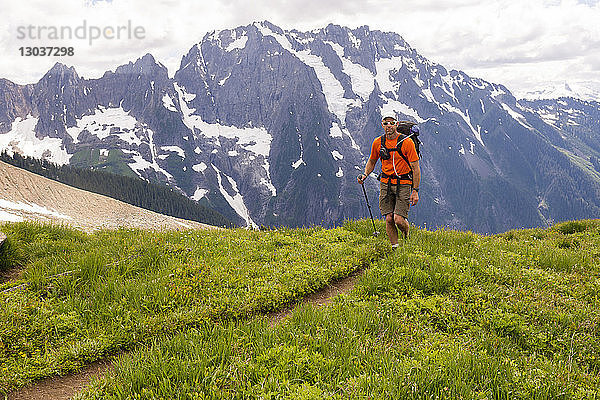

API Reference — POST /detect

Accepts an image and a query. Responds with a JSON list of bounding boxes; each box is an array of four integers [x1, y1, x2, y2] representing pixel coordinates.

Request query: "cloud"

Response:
[[0, 0, 598, 95], [393, 0, 600, 92], [1, 0, 231, 83]]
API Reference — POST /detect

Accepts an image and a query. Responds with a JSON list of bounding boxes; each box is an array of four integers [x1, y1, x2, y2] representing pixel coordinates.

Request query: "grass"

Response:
[[76, 219, 600, 399], [0, 221, 384, 394]]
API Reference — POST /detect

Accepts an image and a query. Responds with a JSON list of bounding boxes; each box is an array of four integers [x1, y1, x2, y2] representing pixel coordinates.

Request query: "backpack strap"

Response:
[[396, 136, 414, 175], [378, 172, 413, 198], [379, 134, 415, 183], [379, 172, 412, 181]]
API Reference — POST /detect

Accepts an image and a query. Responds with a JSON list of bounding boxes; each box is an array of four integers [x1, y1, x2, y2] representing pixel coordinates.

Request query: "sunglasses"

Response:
[[382, 121, 397, 126]]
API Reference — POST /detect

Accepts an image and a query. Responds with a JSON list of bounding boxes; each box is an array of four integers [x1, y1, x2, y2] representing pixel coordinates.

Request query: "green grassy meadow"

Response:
[[1, 220, 599, 398]]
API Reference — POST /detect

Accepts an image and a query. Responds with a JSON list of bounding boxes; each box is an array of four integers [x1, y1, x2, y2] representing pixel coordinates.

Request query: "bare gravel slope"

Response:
[[0, 161, 215, 232]]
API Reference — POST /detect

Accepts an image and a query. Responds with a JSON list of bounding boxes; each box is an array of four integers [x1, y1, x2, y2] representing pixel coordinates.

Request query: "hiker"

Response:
[[357, 116, 421, 248]]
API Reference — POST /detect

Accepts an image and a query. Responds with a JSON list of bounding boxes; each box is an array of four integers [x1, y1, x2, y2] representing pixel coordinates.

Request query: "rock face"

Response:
[[1, 21, 599, 233]]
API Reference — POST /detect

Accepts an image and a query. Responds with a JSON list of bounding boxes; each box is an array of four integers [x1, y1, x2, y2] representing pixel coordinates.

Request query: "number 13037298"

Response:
[[19, 47, 74, 56]]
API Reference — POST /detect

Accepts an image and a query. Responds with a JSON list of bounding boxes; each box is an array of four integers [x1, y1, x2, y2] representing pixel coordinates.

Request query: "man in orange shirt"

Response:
[[357, 116, 420, 248]]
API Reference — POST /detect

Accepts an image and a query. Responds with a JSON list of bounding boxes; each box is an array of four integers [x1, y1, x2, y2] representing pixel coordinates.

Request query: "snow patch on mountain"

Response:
[[296, 49, 360, 123], [489, 85, 507, 99], [331, 150, 343, 160], [325, 41, 374, 101], [162, 94, 177, 112], [122, 148, 174, 181], [0, 115, 70, 165], [292, 158, 305, 169], [422, 88, 435, 103], [541, 112, 559, 126], [380, 98, 425, 123], [501, 103, 535, 131], [212, 164, 257, 228], [0, 199, 72, 220], [147, 126, 159, 164], [191, 187, 208, 201], [192, 162, 207, 172], [175, 81, 277, 201], [439, 73, 459, 103], [518, 81, 600, 103], [261, 173, 277, 196], [256, 23, 359, 124], [174, 83, 272, 158], [375, 57, 403, 95], [329, 122, 360, 151], [161, 146, 186, 158], [291, 127, 306, 169], [348, 31, 361, 49], [412, 73, 425, 88], [219, 72, 232, 86], [329, 123, 343, 138], [440, 103, 484, 146], [66, 106, 143, 146], [226, 34, 248, 52]]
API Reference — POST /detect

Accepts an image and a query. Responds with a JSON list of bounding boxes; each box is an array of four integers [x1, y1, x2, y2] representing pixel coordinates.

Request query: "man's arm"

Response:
[[410, 160, 420, 205], [357, 158, 377, 184], [410, 161, 420, 190]]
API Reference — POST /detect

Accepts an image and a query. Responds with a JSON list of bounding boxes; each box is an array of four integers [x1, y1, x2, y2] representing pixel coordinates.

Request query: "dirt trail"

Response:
[[269, 268, 364, 324], [7, 269, 364, 400], [6, 361, 112, 400], [1, 161, 367, 399], [0, 162, 216, 399]]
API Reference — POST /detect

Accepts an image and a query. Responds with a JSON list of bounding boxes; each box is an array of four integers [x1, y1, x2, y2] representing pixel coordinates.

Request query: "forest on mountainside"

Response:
[[0, 152, 232, 228]]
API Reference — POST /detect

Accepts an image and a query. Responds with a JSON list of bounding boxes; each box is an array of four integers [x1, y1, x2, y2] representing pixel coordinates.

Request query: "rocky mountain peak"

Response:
[[113, 53, 168, 79], [39, 62, 80, 86], [255, 20, 284, 34]]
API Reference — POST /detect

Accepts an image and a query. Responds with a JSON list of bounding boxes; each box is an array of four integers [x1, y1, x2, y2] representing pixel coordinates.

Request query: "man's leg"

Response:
[[394, 214, 409, 239], [393, 185, 411, 239], [385, 212, 399, 245]]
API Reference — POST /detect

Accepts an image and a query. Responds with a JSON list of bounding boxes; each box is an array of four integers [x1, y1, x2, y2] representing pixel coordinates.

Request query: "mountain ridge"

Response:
[[1, 21, 599, 233], [518, 81, 600, 103]]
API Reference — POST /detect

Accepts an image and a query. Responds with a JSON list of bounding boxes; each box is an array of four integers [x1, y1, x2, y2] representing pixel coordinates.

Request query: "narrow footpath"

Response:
[[7, 269, 365, 400]]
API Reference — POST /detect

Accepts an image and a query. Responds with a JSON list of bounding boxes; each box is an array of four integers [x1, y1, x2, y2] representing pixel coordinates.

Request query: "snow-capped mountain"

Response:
[[519, 81, 600, 103], [1, 21, 599, 233], [520, 96, 600, 162]]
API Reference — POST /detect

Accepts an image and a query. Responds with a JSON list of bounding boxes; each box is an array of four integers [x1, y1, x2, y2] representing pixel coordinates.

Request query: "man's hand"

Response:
[[410, 189, 419, 206], [357, 174, 367, 184]]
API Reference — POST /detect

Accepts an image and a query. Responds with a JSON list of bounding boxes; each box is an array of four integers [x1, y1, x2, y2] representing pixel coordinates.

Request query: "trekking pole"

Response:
[[360, 181, 379, 236]]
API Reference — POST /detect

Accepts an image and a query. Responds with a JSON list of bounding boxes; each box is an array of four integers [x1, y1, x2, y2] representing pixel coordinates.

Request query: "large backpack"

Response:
[[378, 121, 421, 185], [393, 120, 421, 158]]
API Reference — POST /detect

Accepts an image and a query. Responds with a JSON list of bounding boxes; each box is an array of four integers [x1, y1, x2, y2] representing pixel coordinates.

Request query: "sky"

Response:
[[1, 0, 599, 98]]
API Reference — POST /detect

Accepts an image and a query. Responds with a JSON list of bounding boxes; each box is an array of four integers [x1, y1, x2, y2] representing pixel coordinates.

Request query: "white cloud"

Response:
[[393, 0, 600, 94], [1, 0, 234, 83], [0, 0, 598, 96]]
